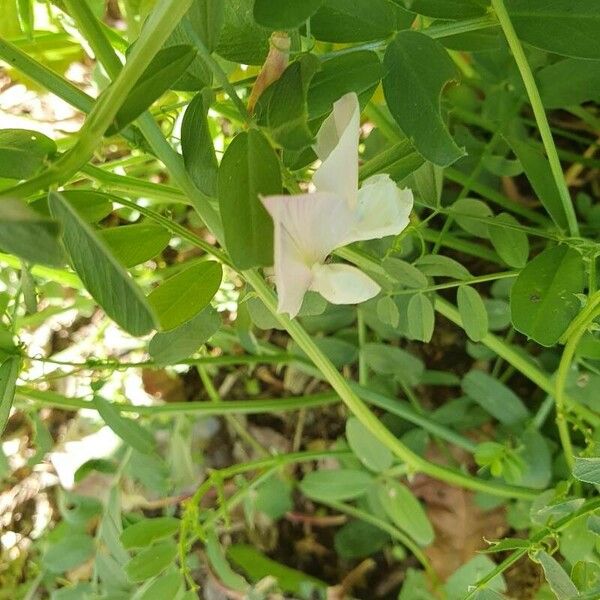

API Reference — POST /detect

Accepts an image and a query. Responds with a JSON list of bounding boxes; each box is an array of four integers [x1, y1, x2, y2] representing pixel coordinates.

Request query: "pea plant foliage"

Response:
[[0, 0, 599, 598]]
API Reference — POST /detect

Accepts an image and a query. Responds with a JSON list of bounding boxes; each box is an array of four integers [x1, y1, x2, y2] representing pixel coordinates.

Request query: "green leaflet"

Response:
[[510, 245, 585, 347], [506, 0, 600, 60], [0, 129, 56, 180], [218, 129, 281, 269], [148, 261, 222, 331], [48, 191, 156, 336], [0, 197, 65, 267], [253, 0, 324, 28], [181, 89, 219, 196], [0, 355, 20, 436], [108, 45, 197, 134], [383, 30, 465, 167], [100, 223, 171, 268]]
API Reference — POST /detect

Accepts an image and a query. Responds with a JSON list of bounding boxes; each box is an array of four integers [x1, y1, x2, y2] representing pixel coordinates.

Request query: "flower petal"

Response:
[[309, 263, 381, 305], [261, 192, 355, 264], [312, 92, 360, 207], [261, 192, 357, 317], [350, 174, 414, 242]]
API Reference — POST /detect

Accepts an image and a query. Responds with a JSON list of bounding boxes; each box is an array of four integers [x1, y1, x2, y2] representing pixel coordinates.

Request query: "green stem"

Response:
[[554, 295, 600, 470], [391, 271, 517, 296], [17, 386, 339, 417], [490, 0, 579, 237], [357, 308, 368, 386]]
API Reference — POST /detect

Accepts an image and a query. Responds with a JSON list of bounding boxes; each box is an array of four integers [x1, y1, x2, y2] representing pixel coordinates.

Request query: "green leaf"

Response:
[[215, 0, 270, 65], [457, 286, 488, 342], [109, 46, 197, 134], [48, 191, 156, 336], [451, 198, 493, 238], [378, 479, 434, 546], [254, 476, 293, 520], [0, 129, 56, 180], [124, 541, 177, 582], [382, 257, 428, 288], [376, 296, 400, 328], [462, 370, 529, 426], [508, 138, 568, 230], [534, 551, 579, 600], [253, 0, 324, 28], [383, 30, 464, 167], [407, 293, 435, 342], [346, 417, 393, 472], [0, 356, 20, 436], [181, 89, 219, 196], [311, 0, 414, 43], [538, 58, 600, 109], [308, 51, 382, 120], [43, 533, 95, 573], [334, 520, 389, 560], [445, 555, 506, 599], [0, 197, 65, 266], [31, 190, 113, 223], [183, 0, 224, 53], [506, 0, 600, 60], [148, 261, 222, 330], [218, 129, 281, 269], [400, 0, 486, 19], [414, 254, 470, 280], [94, 396, 155, 454], [510, 245, 585, 347], [363, 343, 424, 386], [139, 572, 184, 600], [488, 212, 529, 268], [121, 517, 180, 549], [299, 468, 373, 501], [149, 307, 220, 364], [227, 544, 327, 594], [100, 224, 171, 268], [573, 457, 600, 485], [256, 54, 320, 150]]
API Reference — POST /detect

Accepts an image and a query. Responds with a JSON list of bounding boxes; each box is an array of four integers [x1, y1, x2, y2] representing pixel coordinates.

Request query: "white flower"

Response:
[[261, 92, 414, 318]]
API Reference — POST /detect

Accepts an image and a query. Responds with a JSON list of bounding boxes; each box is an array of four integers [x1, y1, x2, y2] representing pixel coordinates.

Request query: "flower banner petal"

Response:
[[312, 92, 360, 207], [309, 263, 380, 305]]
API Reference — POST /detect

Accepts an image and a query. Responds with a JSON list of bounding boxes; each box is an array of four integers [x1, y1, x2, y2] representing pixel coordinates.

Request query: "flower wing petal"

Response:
[[312, 92, 360, 206], [261, 192, 356, 317], [350, 174, 414, 242], [309, 263, 381, 305]]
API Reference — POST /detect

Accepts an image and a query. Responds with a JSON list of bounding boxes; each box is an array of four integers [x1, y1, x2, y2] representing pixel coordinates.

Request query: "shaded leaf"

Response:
[[94, 396, 155, 454], [462, 370, 529, 426], [407, 293, 435, 342], [100, 223, 171, 268], [488, 212, 529, 268], [254, 0, 324, 28], [300, 469, 373, 501], [48, 191, 156, 335], [124, 541, 177, 582], [121, 517, 180, 549], [0, 197, 65, 266], [383, 31, 464, 167], [0, 356, 20, 436], [457, 286, 488, 342], [148, 306, 220, 364], [510, 245, 585, 347], [109, 46, 197, 134], [346, 416, 393, 472], [218, 129, 281, 269], [0, 129, 56, 180]]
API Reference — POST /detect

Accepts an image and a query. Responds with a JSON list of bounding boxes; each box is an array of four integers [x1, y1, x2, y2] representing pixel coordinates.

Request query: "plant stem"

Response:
[[490, 0, 579, 237], [391, 271, 517, 296], [554, 295, 600, 470]]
